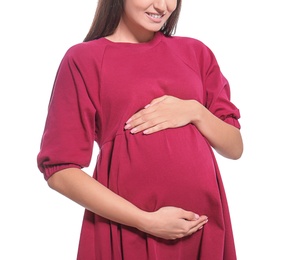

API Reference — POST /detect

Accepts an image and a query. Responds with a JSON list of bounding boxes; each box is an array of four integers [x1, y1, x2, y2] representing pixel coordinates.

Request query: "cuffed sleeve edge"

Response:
[[223, 116, 241, 129], [43, 164, 82, 181]]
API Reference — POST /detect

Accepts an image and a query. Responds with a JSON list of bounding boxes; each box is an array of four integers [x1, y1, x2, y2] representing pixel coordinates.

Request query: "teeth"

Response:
[[148, 13, 162, 19]]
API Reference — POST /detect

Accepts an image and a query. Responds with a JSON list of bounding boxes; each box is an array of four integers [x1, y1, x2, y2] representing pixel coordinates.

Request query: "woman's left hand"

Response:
[[124, 95, 197, 134]]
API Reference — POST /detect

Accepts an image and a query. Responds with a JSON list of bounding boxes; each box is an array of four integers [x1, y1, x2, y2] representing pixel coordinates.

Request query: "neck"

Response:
[[107, 20, 156, 43]]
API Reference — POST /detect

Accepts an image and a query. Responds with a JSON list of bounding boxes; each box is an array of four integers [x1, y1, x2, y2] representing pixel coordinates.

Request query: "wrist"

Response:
[[188, 100, 204, 125], [134, 210, 152, 233]]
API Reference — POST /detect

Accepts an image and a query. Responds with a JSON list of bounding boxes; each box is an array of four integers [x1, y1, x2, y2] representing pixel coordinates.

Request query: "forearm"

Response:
[[47, 168, 146, 230], [189, 100, 243, 159], [47, 167, 208, 240]]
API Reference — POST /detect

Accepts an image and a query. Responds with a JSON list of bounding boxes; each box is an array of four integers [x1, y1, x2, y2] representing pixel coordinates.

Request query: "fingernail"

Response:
[[126, 118, 132, 124], [130, 128, 137, 134], [124, 124, 131, 130], [194, 214, 199, 219], [144, 104, 151, 108]]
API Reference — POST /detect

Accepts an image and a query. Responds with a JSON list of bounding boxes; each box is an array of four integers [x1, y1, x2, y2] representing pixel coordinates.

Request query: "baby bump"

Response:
[[99, 125, 220, 213]]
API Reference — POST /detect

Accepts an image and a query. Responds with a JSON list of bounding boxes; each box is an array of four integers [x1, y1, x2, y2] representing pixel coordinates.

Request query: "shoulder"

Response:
[[164, 35, 213, 56], [61, 38, 108, 64], [161, 34, 218, 69]]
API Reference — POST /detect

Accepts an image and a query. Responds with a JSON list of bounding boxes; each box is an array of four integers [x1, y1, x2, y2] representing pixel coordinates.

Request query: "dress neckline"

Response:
[[99, 32, 164, 49]]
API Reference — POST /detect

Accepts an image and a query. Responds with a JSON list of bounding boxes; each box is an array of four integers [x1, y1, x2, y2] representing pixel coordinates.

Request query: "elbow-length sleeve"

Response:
[[202, 47, 241, 129], [37, 49, 96, 181]]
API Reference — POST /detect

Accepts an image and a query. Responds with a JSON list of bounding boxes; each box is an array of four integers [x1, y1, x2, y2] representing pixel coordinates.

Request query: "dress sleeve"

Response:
[[37, 49, 96, 181], [203, 47, 241, 129]]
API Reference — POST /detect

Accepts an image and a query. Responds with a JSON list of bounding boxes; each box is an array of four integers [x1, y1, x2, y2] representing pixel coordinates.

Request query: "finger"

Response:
[[175, 218, 207, 239], [180, 211, 200, 221], [125, 105, 157, 126], [127, 113, 160, 131], [133, 119, 174, 134], [125, 113, 153, 131], [188, 218, 208, 234], [130, 118, 168, 134], [181, 218, 208, 238], [142, 121, 173, 134], [125, 110, 147, 124], [126, 95, 171, 124], [148, 95, 168, 106]]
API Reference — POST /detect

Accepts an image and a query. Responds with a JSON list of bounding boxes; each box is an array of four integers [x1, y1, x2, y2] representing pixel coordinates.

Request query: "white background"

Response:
[[1, 0, 292, 259]]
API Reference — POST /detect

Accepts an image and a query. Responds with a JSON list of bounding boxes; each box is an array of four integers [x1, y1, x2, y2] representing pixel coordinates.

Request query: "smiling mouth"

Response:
[[146, 13, 165, 19]]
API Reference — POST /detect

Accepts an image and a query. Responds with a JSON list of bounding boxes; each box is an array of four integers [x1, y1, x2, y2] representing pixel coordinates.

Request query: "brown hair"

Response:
[[84, 0, 182, 42]]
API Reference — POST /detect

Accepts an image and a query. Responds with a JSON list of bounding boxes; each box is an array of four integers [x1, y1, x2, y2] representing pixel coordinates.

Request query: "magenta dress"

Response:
[[37, 32, 240, 259]]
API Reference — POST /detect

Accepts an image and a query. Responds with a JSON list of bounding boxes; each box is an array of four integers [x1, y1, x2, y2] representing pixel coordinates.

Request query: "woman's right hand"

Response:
[[140, 206, 208, 240]]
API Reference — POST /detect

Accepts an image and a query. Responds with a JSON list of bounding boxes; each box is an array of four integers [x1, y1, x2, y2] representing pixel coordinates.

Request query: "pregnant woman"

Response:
[[37, 0, 243, 259]]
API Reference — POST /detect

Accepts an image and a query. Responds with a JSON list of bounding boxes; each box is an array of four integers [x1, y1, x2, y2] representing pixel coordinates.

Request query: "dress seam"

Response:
[[100, 133, 124, 149]]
